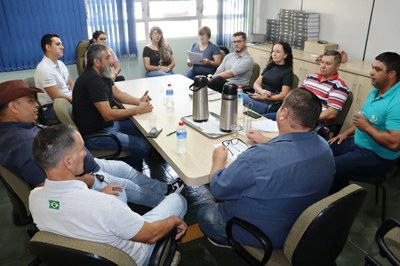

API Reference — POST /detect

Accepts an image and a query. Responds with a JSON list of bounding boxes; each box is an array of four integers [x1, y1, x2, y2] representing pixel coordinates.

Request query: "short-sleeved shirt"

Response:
[[355, 82, 400, 160], [211, 132, 335, 248], [34, 56, 72, 105], [190, 41, 221, 76], [260, 64, 294, 94], [214, 49, 254, 86], [300, 73, 349, 111], [0, 122, 99, 186], [29, 180, 150, 266], [143, 45, 173, 67], [72, 68, 118, 136]]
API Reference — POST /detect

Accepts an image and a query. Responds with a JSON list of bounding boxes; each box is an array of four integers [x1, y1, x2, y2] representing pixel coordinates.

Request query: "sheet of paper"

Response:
[[251, 119, 279, 132], [185, 115, 223, 135], [188, 51, 203, 63], [213, 142, 248, 161], [188, 88, 221, 102]]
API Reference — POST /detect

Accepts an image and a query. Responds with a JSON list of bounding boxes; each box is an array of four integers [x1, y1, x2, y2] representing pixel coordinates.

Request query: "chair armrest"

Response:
[[149, 230, 178, 266], [226, 217, 273, 266], [376, 218, 400, 266], [83, 131, 122, 160]]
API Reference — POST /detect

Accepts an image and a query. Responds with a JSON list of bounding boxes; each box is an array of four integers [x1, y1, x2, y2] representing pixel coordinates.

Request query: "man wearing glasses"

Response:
[[197, 88, 335, 249], [208, 32, 254, 92]]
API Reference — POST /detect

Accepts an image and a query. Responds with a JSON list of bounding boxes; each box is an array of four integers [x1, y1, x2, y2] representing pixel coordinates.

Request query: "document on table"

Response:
[[213, 142, 249, 161], [251, 119, 279, 132], [188, 51, 203, 63], [188, 88, 221, 101]]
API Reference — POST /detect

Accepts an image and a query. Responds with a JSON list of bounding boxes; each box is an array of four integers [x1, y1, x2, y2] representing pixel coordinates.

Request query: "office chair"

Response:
[[315, 90, 354, 139], [250, 62, 261, 87], [53, 98, 130, 160], [347, 160, 398, 225], [75, 40, 90, 76], [226, 184, 367, 266], [24, 77, 59, 126], [0, 166, 33, 226], [28, 230, 180, 266]]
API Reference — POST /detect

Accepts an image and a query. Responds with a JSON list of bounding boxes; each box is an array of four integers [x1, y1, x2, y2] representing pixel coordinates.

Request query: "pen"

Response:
[[166, 130, 176, 137]]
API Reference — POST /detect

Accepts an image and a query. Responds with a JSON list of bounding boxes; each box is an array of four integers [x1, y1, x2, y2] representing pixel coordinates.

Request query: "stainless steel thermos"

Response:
[[190, 75, 209, 122], [219, 83, 237, 132]]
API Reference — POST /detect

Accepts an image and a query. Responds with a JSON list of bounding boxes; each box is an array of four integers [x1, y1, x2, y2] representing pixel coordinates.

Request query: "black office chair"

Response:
[[28, 230, 180, 266], [53, 98, 130, 160], [348, 161, 398, 224], [0, 166, 33, 226], [315, 91, 354, 139], [225, 184, 367, 266], [24, 77, 59, 126]]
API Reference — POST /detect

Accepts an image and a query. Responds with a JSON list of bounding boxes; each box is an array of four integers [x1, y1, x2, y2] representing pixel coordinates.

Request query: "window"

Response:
[[135, 0, 219, 41]]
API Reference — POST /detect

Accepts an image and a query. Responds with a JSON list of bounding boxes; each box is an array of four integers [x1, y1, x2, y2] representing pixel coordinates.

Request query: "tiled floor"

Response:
[[0, 151, 399, 265]]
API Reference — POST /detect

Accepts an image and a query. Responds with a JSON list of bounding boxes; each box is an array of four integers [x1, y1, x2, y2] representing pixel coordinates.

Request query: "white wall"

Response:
[[253, 0, 400, 62]]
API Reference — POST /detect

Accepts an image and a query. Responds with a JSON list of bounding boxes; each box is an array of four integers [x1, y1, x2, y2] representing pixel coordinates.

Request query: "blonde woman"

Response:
[[143, 26, 175, 77]]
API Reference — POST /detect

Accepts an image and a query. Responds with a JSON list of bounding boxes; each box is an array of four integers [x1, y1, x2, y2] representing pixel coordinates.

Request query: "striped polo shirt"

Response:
[[300, 73, 349, 111]]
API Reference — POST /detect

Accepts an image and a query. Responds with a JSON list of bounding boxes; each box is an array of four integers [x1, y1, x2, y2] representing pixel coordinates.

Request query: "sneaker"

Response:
[[207, 237, 232, 249], [168, 178, 185, 194]]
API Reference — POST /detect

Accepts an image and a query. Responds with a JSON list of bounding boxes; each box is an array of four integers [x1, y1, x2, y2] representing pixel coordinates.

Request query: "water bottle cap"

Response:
[[168, 84, 171, 87], [179, 121, 184, 126]]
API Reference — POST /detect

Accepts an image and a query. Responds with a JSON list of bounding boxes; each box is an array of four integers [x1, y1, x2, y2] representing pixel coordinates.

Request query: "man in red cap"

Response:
[[0, 80, 184, 207]]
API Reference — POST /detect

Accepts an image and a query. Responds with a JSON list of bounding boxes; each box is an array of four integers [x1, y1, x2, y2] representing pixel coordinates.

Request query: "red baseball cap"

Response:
[[0, 80, 41, 105]]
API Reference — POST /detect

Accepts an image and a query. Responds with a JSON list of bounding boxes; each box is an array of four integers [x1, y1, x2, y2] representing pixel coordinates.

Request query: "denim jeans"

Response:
[[145, 70, 174, 78], [330, 137, 396, 192], [242, 93, 281, 115], [142, 193, 187, 265], [91, 158, 168, 207], [85, 120, 151, 171], [197, 203, 230, 245]]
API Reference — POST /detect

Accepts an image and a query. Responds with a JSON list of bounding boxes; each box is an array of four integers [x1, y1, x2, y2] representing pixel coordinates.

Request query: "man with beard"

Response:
[[207, 32, 254, 93], [73, 43, 153, 171]]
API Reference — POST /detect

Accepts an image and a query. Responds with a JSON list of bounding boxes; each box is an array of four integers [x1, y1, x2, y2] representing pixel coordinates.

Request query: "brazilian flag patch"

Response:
[[49, 200, 60, 210]]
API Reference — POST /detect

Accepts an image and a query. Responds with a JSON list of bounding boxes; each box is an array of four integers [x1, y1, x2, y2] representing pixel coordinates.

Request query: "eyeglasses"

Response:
[[222, 138, 249, 156]]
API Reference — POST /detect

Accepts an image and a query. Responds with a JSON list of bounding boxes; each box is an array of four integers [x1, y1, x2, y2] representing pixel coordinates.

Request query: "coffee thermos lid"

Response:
[[193, 75, 207, 87], [222, 83, 237, 99]]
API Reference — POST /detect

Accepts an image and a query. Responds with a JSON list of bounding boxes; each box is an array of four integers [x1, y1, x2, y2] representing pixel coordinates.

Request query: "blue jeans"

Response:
[[242, 93, 281, 114], [145, 70, 174, 78], [197, 203, 230, 245], [92, 158, 168, 207], [330, 137, 396, 192], [85, 120, 151, 171], [142, 193, 187, 265]]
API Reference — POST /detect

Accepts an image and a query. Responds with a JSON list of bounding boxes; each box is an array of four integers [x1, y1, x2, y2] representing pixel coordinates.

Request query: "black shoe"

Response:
[[167, 178, 184, 195]]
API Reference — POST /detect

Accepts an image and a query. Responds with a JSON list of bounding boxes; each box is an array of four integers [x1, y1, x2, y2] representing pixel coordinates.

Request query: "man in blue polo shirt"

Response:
[[328, 52, 400, 192]]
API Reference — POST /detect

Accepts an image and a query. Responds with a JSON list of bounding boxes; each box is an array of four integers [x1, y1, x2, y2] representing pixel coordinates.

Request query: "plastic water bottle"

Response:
[[176, 121, 187, 154], [166, 83, 174, 111], [237, 85, 244, 120]]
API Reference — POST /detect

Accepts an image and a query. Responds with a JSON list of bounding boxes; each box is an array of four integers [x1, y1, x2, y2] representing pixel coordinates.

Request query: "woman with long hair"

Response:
[[143, 26, 175, 77], [243, 41, 294, 118]]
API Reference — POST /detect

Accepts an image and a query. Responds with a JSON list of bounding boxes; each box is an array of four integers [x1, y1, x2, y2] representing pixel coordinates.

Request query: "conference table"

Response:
[[117, 74, 278, 186]]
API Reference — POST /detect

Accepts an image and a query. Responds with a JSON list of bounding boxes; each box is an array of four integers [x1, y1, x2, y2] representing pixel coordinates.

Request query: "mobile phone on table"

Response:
[[243, 110, 262, 119], [147, 127, 163, 138]]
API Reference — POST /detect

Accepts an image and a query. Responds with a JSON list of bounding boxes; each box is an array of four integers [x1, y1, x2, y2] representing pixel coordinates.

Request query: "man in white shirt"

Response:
[[29, 124, 187, 266], [34, 34, 74, 120]]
